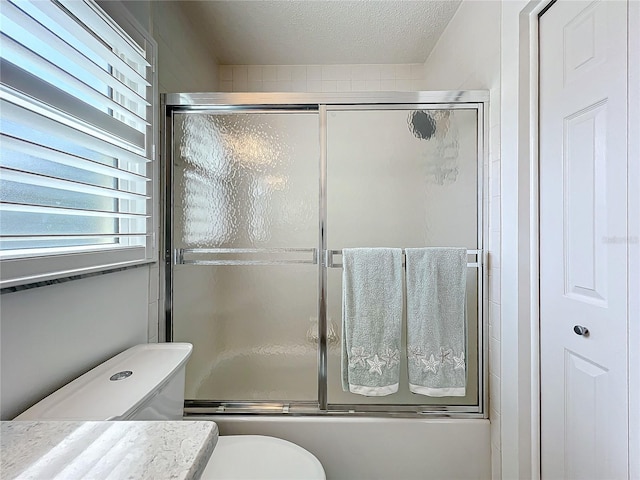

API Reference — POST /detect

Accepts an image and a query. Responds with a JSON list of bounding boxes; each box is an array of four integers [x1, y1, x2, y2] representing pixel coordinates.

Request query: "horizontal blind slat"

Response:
[[0, 134, 149, 183], [0, 167, 150, 201], [0, 202, 151, 219]]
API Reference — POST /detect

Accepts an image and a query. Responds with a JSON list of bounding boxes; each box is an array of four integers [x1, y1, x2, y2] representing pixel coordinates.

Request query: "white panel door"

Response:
[[539, 1, 629, 479]]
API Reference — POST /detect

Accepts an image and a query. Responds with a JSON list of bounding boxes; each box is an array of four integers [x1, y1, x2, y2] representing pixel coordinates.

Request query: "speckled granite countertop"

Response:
[[1, 420, 218, 480]]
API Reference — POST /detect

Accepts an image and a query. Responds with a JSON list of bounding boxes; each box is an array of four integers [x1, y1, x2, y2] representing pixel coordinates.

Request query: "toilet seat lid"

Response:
[[202, 435, 325, 480]]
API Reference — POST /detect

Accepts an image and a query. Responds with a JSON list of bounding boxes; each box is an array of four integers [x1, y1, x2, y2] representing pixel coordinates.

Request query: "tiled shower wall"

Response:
[[218, 64, 426, 92]]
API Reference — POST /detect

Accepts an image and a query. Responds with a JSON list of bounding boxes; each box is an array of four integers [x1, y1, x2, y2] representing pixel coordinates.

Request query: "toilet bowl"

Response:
[[15, 343, 325, 480]]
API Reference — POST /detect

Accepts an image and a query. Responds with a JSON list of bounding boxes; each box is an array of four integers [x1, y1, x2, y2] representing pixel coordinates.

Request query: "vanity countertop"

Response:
[[0, 420, 218, 480]]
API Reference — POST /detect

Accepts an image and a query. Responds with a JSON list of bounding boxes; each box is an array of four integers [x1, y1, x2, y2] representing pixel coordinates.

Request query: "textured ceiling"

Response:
[[180, 1, 462, 65]]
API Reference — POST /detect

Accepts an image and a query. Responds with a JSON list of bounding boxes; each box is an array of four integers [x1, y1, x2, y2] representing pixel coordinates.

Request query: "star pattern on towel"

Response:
[[381, 347, 400, 368], [421, 354, 439, 374], [349, 346, 370, 368], [367, 355, 386, 375], [439, 347, 454, 365], [453, 351, 465, 370], [408, 346, 426, 366]]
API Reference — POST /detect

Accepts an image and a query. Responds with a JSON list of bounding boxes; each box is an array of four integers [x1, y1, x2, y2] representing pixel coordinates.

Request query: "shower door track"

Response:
[[162, 91, 489, 418]]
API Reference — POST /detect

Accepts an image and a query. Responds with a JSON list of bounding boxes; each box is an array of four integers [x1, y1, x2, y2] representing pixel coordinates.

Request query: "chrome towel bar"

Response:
[[174, 248, 482, 268]]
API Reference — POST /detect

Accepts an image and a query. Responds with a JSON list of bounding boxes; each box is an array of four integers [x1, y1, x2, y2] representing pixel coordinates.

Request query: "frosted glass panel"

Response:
[[174, 265, 318, 401], [172, 111, 319, 402], [173, 112, 318, 249], [326, 108, 479, 405]]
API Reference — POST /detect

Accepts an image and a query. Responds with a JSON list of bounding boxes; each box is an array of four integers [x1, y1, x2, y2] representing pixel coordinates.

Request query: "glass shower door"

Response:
[[171, 111, 320, 404], [325, 106, 481, 408]]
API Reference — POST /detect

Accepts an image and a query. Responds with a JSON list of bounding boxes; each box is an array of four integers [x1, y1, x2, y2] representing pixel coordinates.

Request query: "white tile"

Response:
[[490, 197, 501, 232], [364, 79, 380, 91], [489, 230, 501, 268], [411, 79, 426, 91], [491, 159, 501, 198], [490, 408, 501, 449], [490, 302, 501, 339], [247, 81, 263, 92], [307, 80, 322, 92], [291, 66, 307, 82], [291, 80, 308, 92], [232, 78, 248, 92], [248, 65, 262, 82], [411, 63, 424, 80], [490, 125, 501, 161], [490, 373, 501, 412], [489, 336, 501, 377], [489, 270, 501, 303], [262, 80, 279, 92], [218, 81, 232, 92], [380, 79, 396, 91], [379, 64, 396, 80], [351, 65, 368, 81], [322, 80, 337, 92], [396, 79, 413, 91], [336, 80, 352, 92], [335, 65, 352, 80], [277, 65, 292, 81], [232, 65, 247, 82], [395, 64, 412, 80], [491, 445, 502, 480], [364, 64, 381, 80], [262, 66, 277, 81], [322, 65, 339, 81], [307, 65, 322, 81], [277, 81, 292, 91], [489, 252, 501, 274], [351, 80, 367, 91], [219, 65, 232, 81]]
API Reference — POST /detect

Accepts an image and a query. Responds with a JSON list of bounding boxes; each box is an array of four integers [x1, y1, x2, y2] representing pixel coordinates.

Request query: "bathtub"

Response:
[[188, 415, 491, 480]]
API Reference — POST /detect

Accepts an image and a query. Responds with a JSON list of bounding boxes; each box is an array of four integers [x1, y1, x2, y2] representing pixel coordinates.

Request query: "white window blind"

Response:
[[0, 0, 157, 288]]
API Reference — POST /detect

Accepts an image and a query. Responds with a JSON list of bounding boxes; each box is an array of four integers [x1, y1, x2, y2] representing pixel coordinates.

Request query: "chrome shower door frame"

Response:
[[162, 91, 489, 418]]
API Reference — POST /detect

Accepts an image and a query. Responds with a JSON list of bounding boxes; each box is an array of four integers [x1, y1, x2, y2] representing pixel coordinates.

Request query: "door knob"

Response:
[[573, 325, 589, 336]]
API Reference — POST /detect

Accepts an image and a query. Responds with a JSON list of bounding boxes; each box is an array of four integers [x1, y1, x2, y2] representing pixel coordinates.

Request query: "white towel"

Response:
[[341, 248, 403, 396], [406, 247, 467, 397]]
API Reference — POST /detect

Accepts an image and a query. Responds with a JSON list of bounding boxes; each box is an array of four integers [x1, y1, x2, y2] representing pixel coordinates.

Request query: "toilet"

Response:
[[15, 343, 325, 480]]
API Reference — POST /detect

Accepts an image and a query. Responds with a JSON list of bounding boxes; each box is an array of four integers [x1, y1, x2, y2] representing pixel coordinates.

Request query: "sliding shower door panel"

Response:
[[326, 107, 480, 407], [172, 111, 319, 403]]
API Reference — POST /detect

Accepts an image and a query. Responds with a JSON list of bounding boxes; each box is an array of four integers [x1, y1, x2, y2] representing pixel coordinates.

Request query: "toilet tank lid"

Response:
[[14, 343, 193, 421]]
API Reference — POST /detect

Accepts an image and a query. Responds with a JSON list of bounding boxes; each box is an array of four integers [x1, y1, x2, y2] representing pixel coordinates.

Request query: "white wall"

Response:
[[0, 268, 149, 419], [151, 2, 219, 93], [0, 0, 219, 420], [421, 2, 502, 478]]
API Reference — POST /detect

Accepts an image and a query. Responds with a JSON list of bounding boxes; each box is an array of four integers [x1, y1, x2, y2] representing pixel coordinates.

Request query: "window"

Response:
[[0, 0, 157, 288]]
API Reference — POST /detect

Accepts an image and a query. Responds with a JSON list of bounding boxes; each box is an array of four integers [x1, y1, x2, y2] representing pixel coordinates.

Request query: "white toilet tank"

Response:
[[15, 343, 193, 421]]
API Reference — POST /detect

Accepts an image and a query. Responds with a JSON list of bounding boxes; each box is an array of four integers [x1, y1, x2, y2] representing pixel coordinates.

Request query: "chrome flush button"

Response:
[[110, 370, 133, 381]]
